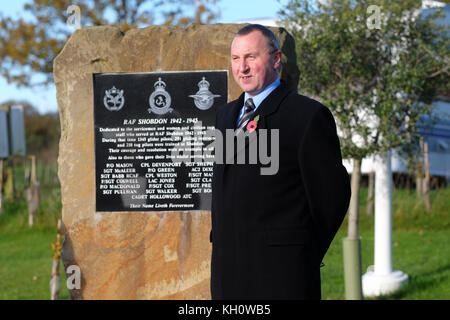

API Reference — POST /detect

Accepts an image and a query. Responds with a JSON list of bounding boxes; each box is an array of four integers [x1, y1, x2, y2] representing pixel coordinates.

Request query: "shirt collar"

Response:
[[244, 78, 281, 111]]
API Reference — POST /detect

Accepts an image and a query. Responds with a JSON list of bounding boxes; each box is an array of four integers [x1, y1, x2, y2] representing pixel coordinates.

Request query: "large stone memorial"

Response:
[[54, 24, 299, 299]]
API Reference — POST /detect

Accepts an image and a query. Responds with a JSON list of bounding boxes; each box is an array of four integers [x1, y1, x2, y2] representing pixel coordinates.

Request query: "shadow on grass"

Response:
[[369, 264, 450, 300]]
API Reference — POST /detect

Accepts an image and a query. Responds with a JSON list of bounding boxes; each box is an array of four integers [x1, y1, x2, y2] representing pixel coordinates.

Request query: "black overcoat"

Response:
[[210, 81, 351, 299]]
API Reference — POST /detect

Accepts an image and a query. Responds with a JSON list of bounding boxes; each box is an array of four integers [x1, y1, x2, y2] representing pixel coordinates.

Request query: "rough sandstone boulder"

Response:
[[54, 23, 299, 300]]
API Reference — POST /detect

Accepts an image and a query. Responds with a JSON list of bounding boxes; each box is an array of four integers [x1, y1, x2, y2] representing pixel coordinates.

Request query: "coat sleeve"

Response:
[[298, 104, 351, 262]]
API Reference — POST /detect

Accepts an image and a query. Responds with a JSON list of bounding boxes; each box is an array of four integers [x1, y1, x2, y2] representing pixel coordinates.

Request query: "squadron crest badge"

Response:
[[103, 86, 125, 111], [148, 77, 173, 115], [189, 77, 221, 110]]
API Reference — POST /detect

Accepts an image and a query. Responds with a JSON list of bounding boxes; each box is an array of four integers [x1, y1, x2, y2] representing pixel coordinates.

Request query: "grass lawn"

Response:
[[321, 186, 450, 300], [0, 184, 70, 300], [0, 183, 448, 300], [0, 229, 70, 300], [321, 229, 450, 299]]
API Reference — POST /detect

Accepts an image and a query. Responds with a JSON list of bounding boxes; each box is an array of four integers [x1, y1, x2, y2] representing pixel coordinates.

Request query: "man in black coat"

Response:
[[210, 24, 351, 300]]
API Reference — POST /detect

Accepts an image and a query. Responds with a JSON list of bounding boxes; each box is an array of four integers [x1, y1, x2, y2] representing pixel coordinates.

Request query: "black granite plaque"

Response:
[[93, 71, 227, 212]]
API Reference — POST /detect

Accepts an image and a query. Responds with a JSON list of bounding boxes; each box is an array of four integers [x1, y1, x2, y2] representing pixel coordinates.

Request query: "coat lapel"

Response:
[[217, 81, 292, 174], [231, 81, 292, 159]]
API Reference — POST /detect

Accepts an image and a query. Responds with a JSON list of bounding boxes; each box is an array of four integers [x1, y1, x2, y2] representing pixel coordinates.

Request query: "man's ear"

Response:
[[273, 50, 282, 70]]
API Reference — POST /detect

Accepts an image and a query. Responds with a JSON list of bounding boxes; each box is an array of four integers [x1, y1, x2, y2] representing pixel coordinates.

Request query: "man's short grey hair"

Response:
[[234, 24, 280, 52]]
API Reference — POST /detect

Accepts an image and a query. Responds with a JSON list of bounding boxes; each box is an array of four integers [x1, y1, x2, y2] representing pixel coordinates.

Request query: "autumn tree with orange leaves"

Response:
[[0, 0, 221, 87]]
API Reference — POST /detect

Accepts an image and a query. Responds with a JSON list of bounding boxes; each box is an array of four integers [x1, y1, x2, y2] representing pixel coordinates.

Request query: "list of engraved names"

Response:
[[97, 117, 214, 210]]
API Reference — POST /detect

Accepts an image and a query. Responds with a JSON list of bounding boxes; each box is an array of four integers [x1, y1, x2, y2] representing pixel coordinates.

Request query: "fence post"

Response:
[[0, 159, 3, 212], [26, 155, 40, 226], [50, 219, 63, 300], [423, 141, 431, 212], [416, 138, 424, 197], [4, 159, 15, 201]]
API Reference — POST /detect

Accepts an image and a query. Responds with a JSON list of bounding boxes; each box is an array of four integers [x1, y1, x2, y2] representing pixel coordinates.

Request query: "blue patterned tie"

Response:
[[236, 98, 256, 131]]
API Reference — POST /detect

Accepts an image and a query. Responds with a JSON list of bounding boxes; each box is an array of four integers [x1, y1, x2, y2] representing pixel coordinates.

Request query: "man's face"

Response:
[[231, 31, 281, 97]]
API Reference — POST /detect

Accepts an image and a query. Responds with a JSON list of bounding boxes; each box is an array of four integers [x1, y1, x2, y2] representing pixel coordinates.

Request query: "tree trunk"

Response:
[[343, 158, 363, 300], [366, 171, 374, 216], [348, 158, 361, 239]]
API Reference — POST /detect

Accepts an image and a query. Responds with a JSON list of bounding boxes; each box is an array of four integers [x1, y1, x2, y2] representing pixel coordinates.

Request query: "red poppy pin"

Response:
[[246, 115, 260, 133]]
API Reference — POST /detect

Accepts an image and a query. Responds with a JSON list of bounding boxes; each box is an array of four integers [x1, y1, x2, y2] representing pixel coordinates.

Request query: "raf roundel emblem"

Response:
[[103, 86, 125, 111], [148, 77, 173, 115], [189, 77, 221, 110]]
